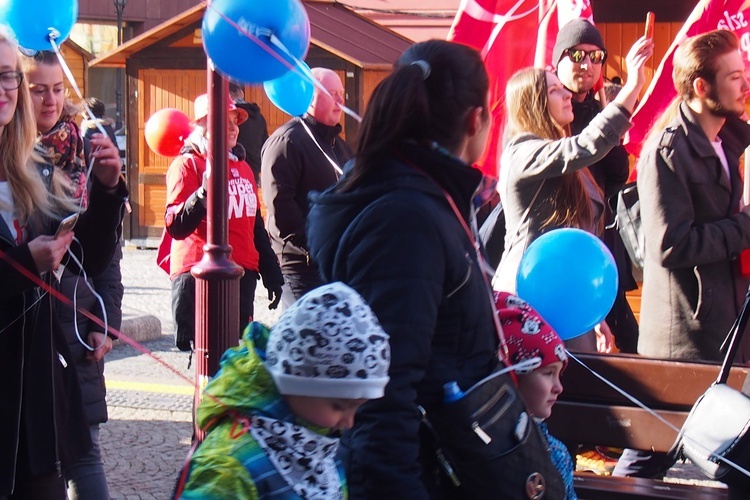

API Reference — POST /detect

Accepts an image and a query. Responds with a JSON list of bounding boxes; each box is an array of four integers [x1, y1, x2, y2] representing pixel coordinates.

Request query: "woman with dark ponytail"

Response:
[[307, 40, 501, 498]]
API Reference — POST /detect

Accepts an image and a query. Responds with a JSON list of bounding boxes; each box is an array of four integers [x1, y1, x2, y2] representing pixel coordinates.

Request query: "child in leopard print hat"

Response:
[[179, 282, 390, 499], [495, 291, 576, 500]]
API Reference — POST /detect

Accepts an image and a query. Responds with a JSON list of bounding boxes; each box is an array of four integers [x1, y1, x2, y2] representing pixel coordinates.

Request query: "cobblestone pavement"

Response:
[[103, 246, 280, 499], [102, 247, 722, 498]]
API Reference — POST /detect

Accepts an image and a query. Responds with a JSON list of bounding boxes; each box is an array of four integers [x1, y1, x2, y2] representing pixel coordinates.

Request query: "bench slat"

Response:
[[559, 353, 750, 410], [549, 401, 682, 451], [573, 473, 727, 499]]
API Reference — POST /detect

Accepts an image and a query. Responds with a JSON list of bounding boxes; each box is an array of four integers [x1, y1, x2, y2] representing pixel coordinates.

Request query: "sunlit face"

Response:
[[517, 361, 564, 420], [0, 42, 19, 132], [703, 50, 749, 119], [556, 43, 604, 99], [310, 71, 344, 127], [227, 110, 239, 149], [27, 62, 65, 134], [284, 395, 367, 431], [546, 71, 574, 128]]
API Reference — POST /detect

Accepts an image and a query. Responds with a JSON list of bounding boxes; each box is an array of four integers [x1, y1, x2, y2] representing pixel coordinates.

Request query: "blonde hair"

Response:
[[0, 29, 75, 228], [504, 67, 601, 233]]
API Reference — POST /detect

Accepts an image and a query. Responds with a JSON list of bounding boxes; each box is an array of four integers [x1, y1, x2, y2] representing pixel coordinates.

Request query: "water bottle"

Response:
[[443, 381, 464, 403]]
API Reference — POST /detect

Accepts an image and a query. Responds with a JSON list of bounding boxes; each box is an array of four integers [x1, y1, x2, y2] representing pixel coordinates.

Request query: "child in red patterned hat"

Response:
[[495, 291, 577, 499]]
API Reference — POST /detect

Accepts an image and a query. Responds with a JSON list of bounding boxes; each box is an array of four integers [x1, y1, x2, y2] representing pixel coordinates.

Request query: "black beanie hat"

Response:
[[552, 18, 606, 67]]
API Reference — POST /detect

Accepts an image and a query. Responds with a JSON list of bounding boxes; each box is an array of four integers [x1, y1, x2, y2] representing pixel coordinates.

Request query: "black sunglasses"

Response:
[[563, 48, 607, 64]]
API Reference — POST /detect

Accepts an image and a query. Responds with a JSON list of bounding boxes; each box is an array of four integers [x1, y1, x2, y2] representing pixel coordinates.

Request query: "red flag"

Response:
[[627, 0, 750, 159], [448, 0, 594, 178]]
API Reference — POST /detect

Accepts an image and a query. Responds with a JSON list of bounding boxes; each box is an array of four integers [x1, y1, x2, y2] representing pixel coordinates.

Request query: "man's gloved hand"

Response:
[[268, 283, 282, 310]]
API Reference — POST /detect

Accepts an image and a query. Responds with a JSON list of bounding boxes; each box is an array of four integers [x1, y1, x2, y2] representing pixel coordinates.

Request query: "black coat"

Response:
[[0, 167, 127, 495], [308, 144, 499, 499], [261, 115, 353, 274], [234, 100, 269, 179]]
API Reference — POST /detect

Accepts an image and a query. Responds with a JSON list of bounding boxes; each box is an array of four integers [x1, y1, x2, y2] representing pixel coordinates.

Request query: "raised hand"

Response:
[[614, 36, 655, 113], [88, 133, 122, 188]]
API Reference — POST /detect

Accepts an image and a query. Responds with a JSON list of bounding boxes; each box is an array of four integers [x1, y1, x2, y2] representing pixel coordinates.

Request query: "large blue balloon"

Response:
[[263, 61, 314, 116], [0, 0, 77, 51], [203, 0, 310, 84], [516, 228, 618, 341]]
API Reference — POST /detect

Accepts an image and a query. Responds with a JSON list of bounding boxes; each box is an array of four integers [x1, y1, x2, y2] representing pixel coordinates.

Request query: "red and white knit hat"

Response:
[[494, 291, 568, 374]]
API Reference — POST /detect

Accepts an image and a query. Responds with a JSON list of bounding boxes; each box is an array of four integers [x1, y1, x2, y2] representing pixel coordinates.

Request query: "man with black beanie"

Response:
[[553, 18, 639, 355]]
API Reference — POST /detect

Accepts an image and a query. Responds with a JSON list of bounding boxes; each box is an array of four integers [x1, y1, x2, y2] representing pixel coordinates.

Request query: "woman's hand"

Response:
[[595, 320, 614, 354], [28, 232, 74, 273], [88, 133, 122, 188], [614, 36, 655, 113], [86, 331, 114, 361]]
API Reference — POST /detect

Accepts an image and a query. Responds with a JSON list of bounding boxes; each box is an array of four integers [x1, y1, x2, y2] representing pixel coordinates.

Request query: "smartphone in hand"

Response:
[[55, 213, 78, 238], [645, 11, 655, 39]]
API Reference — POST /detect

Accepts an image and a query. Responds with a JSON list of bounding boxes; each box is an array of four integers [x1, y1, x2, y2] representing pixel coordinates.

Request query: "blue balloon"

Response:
[[516, 228, 618, 341], [263, 61, 314, 116], [203, 0, 310, 84], [0, 0, 77, 51]]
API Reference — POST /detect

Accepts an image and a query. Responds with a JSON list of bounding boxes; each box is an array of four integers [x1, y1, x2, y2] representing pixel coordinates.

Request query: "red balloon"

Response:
[[144, 108, 192, 157]]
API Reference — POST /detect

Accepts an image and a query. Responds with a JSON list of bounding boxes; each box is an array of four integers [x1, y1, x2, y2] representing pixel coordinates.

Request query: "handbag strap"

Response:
[[403, 160, 510, 363], [718, 284, 750, 384]]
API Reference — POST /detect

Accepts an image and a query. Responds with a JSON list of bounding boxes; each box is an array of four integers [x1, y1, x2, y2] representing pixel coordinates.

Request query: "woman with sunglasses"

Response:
[[0, 28, 126, 498], [491, 35, 652, 352]]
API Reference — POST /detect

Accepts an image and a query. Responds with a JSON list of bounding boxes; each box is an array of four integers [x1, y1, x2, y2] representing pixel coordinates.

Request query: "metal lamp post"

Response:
[[114, 0, 127, 131]]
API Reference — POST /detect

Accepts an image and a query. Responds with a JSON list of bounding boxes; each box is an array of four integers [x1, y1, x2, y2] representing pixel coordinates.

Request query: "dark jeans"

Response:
[[65, 425, 108, 500], [172, 268, 259, 351], [280, 271, 323, 311]]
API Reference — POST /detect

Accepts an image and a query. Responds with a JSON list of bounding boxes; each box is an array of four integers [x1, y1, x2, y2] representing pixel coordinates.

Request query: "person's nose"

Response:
[[742, 76, 750, 95], [42, 90, 55, 106], [552, 376, 563, 395]]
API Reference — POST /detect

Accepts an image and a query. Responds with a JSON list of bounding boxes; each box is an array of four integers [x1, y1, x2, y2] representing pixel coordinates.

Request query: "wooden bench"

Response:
[[546, 353, 750, 499]]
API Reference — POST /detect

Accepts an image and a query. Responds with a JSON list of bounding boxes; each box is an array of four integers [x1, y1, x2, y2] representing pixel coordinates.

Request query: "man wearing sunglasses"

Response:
[[552, 18, 639, 358]]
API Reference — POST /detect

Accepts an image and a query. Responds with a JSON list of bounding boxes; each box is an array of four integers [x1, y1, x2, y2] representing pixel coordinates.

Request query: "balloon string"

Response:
[[206, 2, 362, 123], [49, 37, 112, 204], [49, 39, 109, 140], [0, 244, 295, 448], [566, 350, 750, 480], [265, 34, 362, 123]]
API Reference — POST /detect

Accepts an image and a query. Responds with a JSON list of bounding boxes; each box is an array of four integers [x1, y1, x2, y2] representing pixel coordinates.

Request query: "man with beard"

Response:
[[638, 29, 750, 363], [553, 19, 638, 354]]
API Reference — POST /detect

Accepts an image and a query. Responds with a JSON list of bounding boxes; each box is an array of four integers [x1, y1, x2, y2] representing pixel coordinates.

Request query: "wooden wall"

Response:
[[60, 43, 88, 102], [599, 21, 685, 97], [135, 69, 204, 235]]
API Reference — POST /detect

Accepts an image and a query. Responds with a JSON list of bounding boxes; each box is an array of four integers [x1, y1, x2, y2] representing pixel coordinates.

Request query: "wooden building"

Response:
[[60, 39, 94, 102], [89, 0, 412, 246]]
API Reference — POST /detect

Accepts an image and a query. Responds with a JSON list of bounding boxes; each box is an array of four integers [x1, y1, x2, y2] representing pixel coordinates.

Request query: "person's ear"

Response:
[[466, 106, 485, 137], [693, 77, 709, 99]]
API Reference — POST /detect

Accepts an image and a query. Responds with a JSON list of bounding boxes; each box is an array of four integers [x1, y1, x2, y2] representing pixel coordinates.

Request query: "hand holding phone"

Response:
[[645, 11, 655, 40], [55, 213, 79, 238]]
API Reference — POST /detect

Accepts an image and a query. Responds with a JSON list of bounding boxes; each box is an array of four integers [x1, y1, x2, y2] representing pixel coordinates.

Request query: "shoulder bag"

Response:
[[419, 171, 564, 500], [671, 285, 750, 488], [615, 181, 645, 270]]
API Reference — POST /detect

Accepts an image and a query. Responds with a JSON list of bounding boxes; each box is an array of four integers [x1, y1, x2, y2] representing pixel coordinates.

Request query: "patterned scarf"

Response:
[[38, 119, 88, 207], [250, 415, 343, 499]]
